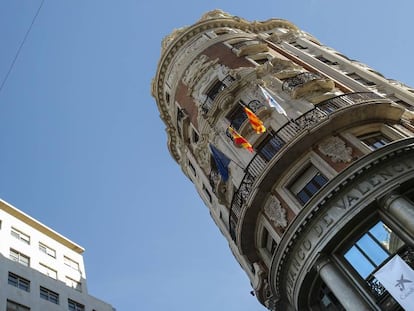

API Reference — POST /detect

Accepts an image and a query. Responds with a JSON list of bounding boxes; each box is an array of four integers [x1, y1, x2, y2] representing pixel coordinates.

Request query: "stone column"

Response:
[[380, 192, 414, 237], [316, 258, 371, 311]]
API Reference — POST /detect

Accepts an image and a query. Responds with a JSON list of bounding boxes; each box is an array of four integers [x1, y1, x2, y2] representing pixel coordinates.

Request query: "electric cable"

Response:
[[0, 0, 46, 95]]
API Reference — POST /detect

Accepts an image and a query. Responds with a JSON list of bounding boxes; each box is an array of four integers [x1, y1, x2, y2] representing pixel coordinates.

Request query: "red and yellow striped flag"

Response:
[[244, 107, 266, 134], [228, 126, 254, 152]]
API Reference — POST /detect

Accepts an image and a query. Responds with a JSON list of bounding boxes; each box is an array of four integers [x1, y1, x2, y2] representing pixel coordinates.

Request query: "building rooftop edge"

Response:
[[0, 198, 85, 254]]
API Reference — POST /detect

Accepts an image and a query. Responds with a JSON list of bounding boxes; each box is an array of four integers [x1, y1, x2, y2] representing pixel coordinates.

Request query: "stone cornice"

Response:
[[269, 137, 414, 306], [152, 10, 298, 162]]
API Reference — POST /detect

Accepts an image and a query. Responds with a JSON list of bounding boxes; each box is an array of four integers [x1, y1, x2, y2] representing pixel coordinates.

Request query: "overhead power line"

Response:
[[0, 0, 46, 95]]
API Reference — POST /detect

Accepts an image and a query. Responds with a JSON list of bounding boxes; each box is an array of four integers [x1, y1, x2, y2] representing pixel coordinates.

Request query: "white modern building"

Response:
[[0, 199, 115, 311]]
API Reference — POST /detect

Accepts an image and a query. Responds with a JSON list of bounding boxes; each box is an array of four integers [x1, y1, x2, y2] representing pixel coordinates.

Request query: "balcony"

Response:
[[282, 72, 335, 99], [229, 92, 387, 240]]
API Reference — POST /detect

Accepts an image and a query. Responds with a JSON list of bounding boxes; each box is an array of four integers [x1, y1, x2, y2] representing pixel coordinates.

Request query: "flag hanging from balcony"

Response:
[[209, 144, 231, 182], [244, 107, 266, 134], [259, 85, 287, 117], [228, 126, 254, 152], [374, 255, 414, 309]]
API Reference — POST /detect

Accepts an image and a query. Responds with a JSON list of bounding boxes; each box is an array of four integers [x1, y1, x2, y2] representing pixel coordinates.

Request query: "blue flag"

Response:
[[209, 144, 231, 182]]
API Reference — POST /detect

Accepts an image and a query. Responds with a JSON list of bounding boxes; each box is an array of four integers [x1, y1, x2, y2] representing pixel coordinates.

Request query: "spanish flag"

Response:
[[228, 126, 254, 152], [244, 107, 266, 134]]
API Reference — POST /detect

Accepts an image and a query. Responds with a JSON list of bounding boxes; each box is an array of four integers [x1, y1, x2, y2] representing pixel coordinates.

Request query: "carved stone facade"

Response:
[[318, 136, 353, 163], [153, 10, 414, 311], [264, 195, 287, 228]]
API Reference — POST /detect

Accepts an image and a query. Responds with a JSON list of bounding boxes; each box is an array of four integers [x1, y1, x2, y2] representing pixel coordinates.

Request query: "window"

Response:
[[358, 132, 391, 150], [8, 272, 30, 292], [39, 263, 57, 279], [11, 227, 30, 244], [344, 221, 405, 279], [257, 132, 285, 161], [188, 160, 196, 176], [261, 227, 277, 255], [39, 242, 56, 258], [40, 286, 59, 304], [202, 184, 212, 203], [290, 165, 328, 205], [66, 276, 82, 291], [191, 129, 199, 143], [293, 42, 308, 50], [206, 80, 226, 102], [318, 283, 345, 311], [6, 300, 30, 311], [68, 299, 85, 311], [9, 249, 30, 267], [64, 256, 80, 271], [346, 72, 375, 86], [315, 55, 338, 66]]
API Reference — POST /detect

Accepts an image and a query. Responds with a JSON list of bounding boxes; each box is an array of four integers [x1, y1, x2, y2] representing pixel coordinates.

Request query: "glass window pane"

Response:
[[345, 246, 375, 278], [314, 173, 328, 187], [305, 182, 319, 195], [297, 191, 310, 205], [356, 235, 388, 265]]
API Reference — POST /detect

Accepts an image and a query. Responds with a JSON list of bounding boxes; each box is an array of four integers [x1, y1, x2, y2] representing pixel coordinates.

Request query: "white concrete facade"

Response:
[[0, 199, 114, 311]]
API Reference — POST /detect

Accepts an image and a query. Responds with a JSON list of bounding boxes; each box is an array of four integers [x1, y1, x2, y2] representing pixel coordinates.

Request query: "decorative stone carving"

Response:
[[182, 55, 219, 92], [166, 35, 210, 88], [256, 58, 303, 81], [193, 134, 211, 171], [161, 27, 186, 52], [192, 63, 229, 103], [264, 195, 288, 228], [198, 9, 233, 22], [318, 136, 353, 163]]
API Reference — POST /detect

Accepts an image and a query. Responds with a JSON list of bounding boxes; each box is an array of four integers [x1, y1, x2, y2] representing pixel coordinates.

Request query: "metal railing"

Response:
[[229, 92, 386, 240]]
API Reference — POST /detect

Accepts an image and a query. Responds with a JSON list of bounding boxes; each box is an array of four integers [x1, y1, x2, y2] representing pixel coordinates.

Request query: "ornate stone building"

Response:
[[152, 10, 414, 310]]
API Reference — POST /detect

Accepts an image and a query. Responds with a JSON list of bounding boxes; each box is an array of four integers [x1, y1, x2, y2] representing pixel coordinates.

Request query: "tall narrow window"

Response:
[[206, 80, 226, 102], [290, 165, 328, 205], [261, 227, 277, 255], [358, 132, 391, 150], [202, 184, 212, 203]]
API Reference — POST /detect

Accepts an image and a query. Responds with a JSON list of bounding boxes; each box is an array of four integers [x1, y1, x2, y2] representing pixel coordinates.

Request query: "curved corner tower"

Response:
[[152, 10, 414, 310]]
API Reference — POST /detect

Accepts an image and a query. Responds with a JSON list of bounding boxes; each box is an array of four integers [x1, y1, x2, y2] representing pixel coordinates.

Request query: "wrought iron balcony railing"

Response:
[[229, 92, 386, 240]]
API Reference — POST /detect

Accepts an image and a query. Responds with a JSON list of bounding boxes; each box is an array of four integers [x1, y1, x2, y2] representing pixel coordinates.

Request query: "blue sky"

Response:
[[0, 1, 413, 310]]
